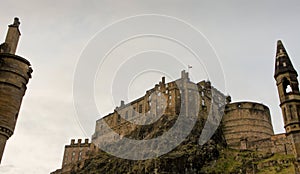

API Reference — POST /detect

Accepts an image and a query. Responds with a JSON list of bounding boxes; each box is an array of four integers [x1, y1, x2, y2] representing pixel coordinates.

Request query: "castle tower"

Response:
[[0, 18, 32, 163], [274, 40, 300, 160]]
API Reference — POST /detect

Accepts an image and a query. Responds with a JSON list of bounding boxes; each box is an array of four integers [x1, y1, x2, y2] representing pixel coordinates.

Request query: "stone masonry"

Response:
[[51, 139, 98, 174], [52, 40, 300, 173], [0, 18, 32, 163]]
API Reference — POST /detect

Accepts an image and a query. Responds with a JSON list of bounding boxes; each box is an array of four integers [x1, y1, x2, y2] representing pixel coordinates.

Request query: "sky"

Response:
[[0, 1, 300, 173]]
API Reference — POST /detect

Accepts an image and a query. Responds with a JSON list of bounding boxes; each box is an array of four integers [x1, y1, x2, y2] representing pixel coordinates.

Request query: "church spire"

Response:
[[274, 40, 297, 78]]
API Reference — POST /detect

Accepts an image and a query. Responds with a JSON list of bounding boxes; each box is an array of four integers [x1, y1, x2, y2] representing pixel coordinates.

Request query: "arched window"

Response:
[[283, 78, 292, 94]]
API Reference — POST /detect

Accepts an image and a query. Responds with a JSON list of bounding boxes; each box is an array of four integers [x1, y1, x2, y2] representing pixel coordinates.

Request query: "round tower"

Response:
[[0, 18, 32, 162], [222, 102, 274, 149]]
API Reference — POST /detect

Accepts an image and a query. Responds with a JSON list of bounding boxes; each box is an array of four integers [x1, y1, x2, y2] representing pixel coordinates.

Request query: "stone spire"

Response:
[[274, 40, 297, 78]]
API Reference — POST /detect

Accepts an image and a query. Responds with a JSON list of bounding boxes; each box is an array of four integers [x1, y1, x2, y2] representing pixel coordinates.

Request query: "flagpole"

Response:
[[188, 65, 192, 74]]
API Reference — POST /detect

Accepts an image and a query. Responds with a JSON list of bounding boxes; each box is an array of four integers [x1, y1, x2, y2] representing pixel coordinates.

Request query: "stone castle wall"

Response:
[[246, 133, 294, 155], [51, 139, 98, 174], [222, 102, 295, 156], [222, 102, 274, 149], [91, 79, 293, 157], [91, 70, 228, 148]]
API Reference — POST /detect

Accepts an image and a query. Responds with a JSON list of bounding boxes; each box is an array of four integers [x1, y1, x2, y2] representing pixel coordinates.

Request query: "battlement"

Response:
[[67, 138, 90, 147], [225, 102, 270, 112], [60, 138, 98, 172]]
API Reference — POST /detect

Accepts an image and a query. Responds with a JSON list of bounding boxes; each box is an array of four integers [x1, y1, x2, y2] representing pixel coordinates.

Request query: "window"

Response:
[[125, 111, 128, 119], [139, 104, 143, 113], [78, 151, 82, 161], [283, 107, 287, 121], [297, 105, 300, 118], [283, 78, 292, 94], [289, 105, 293, 120], [286, 85, 292, 93], [117, 114, 121, 123], [133, 107, 136, 116]]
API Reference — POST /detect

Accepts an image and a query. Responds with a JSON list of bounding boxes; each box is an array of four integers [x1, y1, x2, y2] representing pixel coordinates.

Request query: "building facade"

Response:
[[51, 139, 98, 174]]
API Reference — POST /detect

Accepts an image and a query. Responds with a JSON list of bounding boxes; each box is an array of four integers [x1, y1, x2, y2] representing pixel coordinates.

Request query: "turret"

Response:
[[0, 18, 32, 163]]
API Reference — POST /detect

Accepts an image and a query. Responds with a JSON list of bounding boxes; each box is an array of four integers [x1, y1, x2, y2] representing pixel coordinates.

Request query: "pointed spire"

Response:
[[274, 40, 297, 78]]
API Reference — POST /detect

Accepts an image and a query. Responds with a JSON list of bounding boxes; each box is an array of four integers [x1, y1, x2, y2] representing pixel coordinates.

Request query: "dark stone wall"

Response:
[[0, 54, 32, 162]]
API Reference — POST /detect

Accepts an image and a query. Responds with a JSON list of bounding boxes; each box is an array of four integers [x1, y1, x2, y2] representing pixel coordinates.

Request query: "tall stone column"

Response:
[[0, 18, 32, 163]]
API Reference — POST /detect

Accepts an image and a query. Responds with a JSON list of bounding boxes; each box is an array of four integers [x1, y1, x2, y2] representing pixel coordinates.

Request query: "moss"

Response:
[[201, 148, 295, 174]]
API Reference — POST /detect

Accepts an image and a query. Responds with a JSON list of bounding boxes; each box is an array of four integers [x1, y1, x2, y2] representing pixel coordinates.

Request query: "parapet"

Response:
[[67, 138, 91, 147], [225, 101, 270, 112]]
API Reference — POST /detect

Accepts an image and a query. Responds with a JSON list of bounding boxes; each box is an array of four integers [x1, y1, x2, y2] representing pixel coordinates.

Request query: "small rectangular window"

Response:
[[133, 107, 136, 116], [139, 104, 143, 113]]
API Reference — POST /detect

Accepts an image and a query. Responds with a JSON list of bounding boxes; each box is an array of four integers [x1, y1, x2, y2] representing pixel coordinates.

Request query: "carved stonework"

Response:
[[0, 43, 10, 53]]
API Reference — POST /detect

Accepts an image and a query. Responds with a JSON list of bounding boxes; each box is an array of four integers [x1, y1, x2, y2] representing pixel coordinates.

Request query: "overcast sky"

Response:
[[1, 1, 300, 173]]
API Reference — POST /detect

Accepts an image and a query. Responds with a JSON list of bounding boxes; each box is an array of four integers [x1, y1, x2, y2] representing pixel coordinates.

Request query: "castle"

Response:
[[51, 40, 300, 173], [0, 17, 299, 173], [0, 18, 32, 163]]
